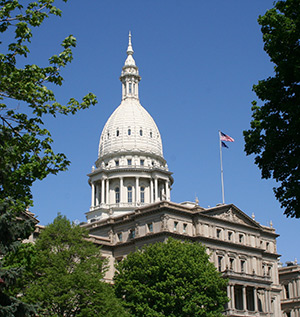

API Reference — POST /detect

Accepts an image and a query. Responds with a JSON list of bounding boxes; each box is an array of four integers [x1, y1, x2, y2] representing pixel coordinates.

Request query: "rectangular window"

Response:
[[239, 234, 244, 243], [228, 231, 233, 241], [117, 232, 123, 242], [183, 223, 187, 233], [216, 229, 222, 238], [140, 159, 144, 166], [174, 221, 178, 231], [115, 160, 119, 166], [129, 229, 135, 239], [218, 256, 223, 272], [241, 260, 246, 272], [128, 191, 132, 203], [127, 159, 132, 166], [129, 83, 132, 93], [147, 223, 153, 233], [229, 258, 234, 270]]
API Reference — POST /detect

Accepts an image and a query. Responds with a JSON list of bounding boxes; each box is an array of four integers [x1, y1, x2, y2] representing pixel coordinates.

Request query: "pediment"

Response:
[[203, 205, 260, 228]]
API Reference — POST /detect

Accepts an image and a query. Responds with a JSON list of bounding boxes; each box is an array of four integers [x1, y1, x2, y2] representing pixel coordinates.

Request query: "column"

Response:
[[227, 285, 231, 309], [135, 177, 139, 203], [242, 286, 247, 311], [165, 181, 168, 201], [91, 183, 95, 207], [95, 183, 99, 206], [254, 288, 258, 312], [231, 285, 235, 309], [101, 178, 105, 204], [150, 179, 153, 203], [120, 177, 123, 204], [293, 280, 297, 298], [154, 177, 158, 202], [106, 178, 110, 205], [264, 290, 268, 313]]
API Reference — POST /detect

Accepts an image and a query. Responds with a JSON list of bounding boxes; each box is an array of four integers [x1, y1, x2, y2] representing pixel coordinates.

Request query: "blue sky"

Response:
[[22, 0, 299, 264]]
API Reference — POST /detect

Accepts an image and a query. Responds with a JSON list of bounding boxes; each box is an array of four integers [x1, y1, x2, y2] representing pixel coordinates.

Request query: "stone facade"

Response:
[[279, 262, 300, 317], [82, 201, 282, 316]]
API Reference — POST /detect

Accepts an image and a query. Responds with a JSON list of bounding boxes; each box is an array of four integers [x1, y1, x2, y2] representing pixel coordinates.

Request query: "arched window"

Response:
[[127, 186, 132, 203], [116, 129, 119, 137], [140, 186, 145, 203], [128, 128, 131, 135], [115, 187, 120, 203], [140, 129, 143, 136]]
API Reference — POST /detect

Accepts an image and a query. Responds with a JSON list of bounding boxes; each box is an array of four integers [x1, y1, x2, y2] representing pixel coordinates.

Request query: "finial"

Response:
[[195, 196, 199, 205], [127, 31, 134, 55], [270, 220, 273, 228], [252, 212, 255, 220]]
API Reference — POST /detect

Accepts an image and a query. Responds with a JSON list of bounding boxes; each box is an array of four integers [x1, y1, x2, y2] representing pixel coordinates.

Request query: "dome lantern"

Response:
[[120, 31, 141, 100]]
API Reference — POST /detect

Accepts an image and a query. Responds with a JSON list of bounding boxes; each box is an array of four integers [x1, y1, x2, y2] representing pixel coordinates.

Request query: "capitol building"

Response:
[[81, 34, 299, 317]]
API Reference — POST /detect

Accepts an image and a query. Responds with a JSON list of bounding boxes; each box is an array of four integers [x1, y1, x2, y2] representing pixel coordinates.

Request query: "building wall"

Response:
[[83, 201, 282, 316]]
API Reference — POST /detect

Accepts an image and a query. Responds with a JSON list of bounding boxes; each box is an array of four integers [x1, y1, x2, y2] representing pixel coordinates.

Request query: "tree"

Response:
[[4, 215, 129, 316], [0, 1, 97, 315], [114, 238, 229, 317], [244, 0, 300, 218]]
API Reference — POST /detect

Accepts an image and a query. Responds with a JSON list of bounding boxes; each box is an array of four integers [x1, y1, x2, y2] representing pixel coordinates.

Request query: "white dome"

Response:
[[98, 98, 163, 159]]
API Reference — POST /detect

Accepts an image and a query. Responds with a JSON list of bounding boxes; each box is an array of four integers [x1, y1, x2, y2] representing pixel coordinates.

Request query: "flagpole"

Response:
[[219, 131, 225, 204]]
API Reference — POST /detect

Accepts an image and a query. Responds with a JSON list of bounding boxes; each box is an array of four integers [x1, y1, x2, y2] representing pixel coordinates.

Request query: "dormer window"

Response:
[[128, 128, 131, 135]]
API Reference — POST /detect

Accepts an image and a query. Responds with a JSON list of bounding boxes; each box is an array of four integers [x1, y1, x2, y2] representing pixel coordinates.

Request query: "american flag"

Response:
[[221, 141, 229, 148], [220, 131, 234, 142]]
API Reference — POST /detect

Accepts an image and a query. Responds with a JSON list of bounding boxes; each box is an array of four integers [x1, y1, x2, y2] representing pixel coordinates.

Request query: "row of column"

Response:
[[91, 176, 170, 207], [227, 284, 271, 313], [284, 278, 300, 299]]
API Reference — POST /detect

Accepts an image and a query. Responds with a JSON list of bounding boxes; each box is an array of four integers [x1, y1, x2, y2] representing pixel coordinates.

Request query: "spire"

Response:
[[120, 32, 141, 100], [127, 31, 134, 55]]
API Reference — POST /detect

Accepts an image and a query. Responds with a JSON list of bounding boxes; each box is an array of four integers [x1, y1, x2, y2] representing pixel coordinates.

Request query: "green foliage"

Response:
[[0, 1, 97, 315], [4, 215, 129, 316], [244, 0, 300, 218], [114, 238, 229, 317]]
